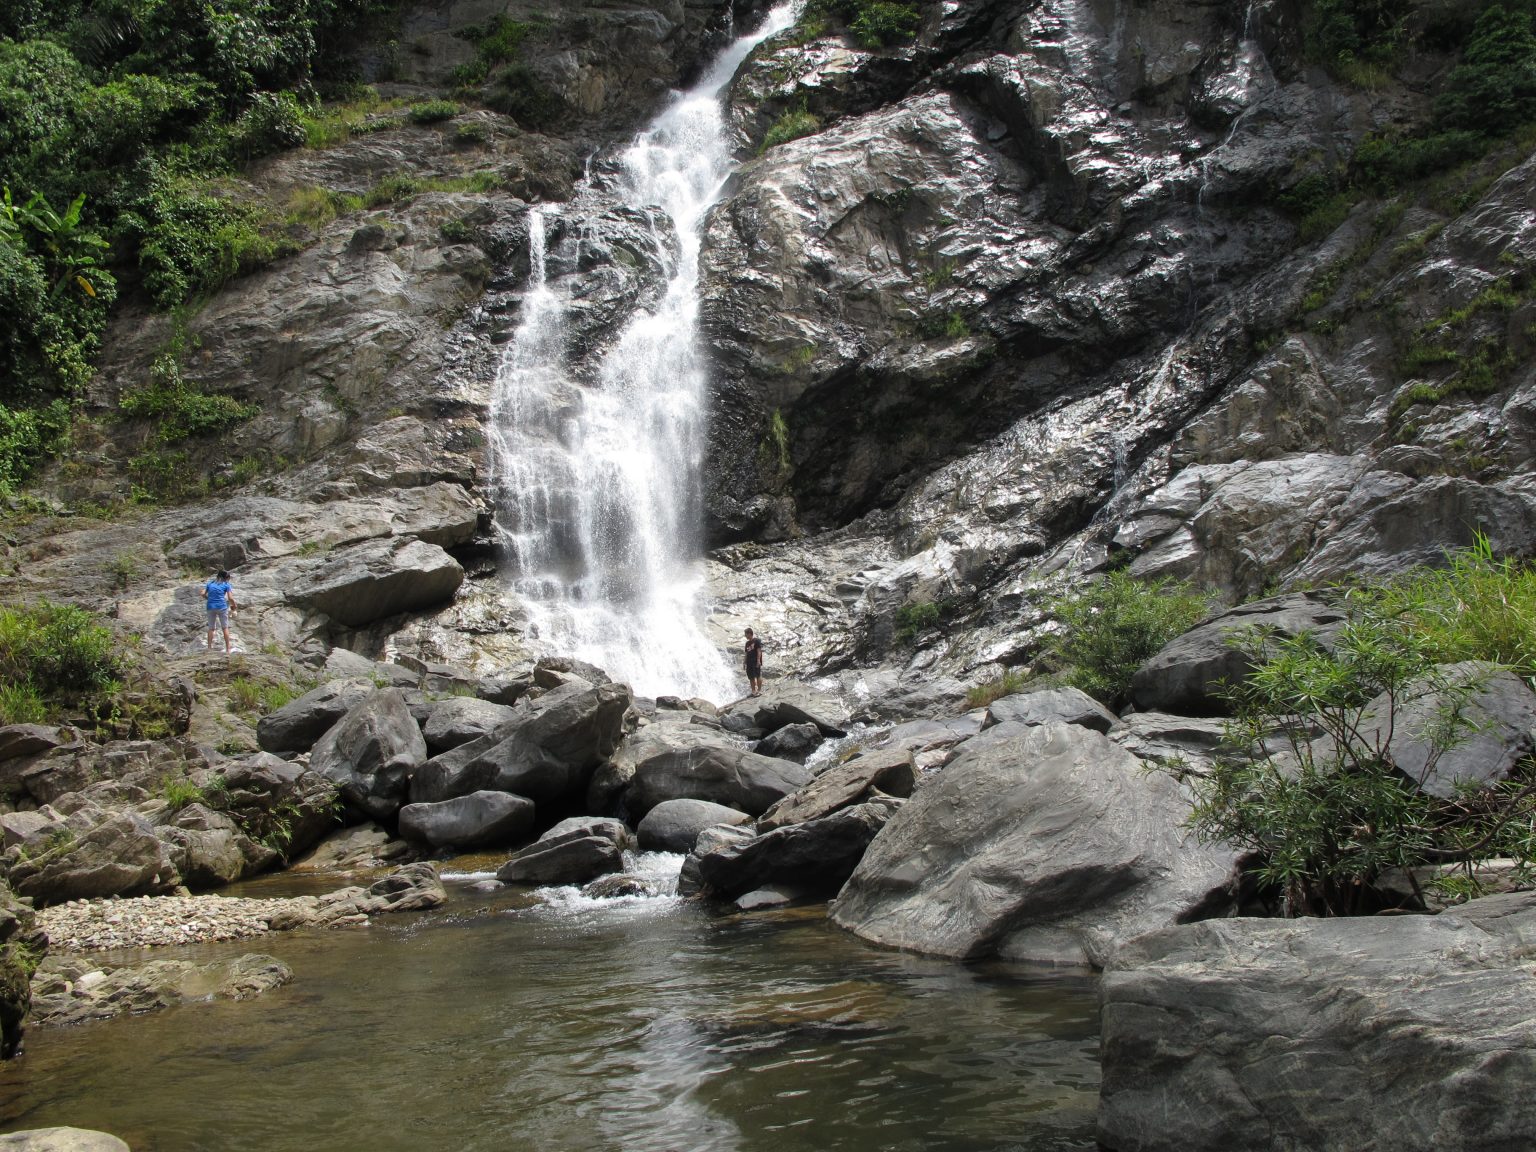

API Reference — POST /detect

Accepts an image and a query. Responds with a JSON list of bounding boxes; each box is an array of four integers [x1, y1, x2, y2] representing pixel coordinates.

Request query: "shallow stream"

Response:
[[0, 867, 1100, 1152]]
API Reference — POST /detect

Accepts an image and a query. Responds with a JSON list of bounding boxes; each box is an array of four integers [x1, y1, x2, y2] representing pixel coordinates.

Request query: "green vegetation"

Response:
[[761, 103, 820, 152], [0, 600, 121, 720], [407, 99, 459, 124], [0, 0, 401, 485], [1049, 572, 1212, 705], [228, 674, 297, 715], [161, 773, 206, 811], [1390, 273, 1529, 420], [120, 351, 260, 443], [1184, 538, 1536, 916], [801, 0, 923, 49], [895, 599, 947, 645], [965, 668, 1028, 708]]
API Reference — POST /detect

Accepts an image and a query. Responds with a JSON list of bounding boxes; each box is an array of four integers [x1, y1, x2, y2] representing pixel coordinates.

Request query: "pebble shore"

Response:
[[37, 894, 303, 952]]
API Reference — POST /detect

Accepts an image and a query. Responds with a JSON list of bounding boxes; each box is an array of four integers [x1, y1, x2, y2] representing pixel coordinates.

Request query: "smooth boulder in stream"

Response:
[[830, 723, 1243, 966]]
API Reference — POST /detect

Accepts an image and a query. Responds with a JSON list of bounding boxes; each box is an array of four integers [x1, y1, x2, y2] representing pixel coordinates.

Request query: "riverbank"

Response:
[[34, 864, 447, 953]]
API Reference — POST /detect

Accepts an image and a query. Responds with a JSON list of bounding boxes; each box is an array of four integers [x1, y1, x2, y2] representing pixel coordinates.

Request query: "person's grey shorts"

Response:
[[207, 608, 229, 630]]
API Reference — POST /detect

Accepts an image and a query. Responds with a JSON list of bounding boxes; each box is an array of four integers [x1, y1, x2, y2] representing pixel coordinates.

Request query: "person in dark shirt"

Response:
[[743, 628, 764, 697], [203, 569, 236, 653]]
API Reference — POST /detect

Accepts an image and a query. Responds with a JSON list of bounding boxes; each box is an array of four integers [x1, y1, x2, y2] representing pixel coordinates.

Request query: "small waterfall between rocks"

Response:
[[489, 6, 797, 700]]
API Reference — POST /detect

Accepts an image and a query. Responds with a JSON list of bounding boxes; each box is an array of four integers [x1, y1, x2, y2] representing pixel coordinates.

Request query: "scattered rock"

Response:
[[698, 798, 900, 900], [309, 688, 428, 821], [497, 831, 623, 887], [637, 799, 752, 853], [756, 746, 915, 831], [256, 680, 375, 756], [30, 954, 292, 1027]]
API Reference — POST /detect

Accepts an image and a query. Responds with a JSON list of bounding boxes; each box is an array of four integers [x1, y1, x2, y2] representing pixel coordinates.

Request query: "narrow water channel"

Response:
[[0, 875, 1101, 1151]]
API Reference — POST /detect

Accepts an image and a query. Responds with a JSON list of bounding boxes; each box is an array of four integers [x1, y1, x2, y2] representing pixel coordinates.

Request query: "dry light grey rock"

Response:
[[830, 723, 1243, 966], [1097, 892, 1536, 1152]]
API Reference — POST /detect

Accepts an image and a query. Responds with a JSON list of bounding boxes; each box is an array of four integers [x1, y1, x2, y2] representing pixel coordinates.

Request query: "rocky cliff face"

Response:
[[694, 0, 1536, 692], [9, 0, 1535, 700]]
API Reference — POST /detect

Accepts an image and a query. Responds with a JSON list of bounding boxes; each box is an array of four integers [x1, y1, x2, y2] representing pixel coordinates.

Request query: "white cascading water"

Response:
[[490, 5, 797, 701]]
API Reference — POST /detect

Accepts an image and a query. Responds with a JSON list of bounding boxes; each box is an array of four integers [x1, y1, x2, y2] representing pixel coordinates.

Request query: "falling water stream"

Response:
[[490, 7, 800, 700]]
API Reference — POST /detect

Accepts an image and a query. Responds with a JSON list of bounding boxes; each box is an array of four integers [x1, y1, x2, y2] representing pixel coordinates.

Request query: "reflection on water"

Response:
[[0, 879, 1100, 1152]]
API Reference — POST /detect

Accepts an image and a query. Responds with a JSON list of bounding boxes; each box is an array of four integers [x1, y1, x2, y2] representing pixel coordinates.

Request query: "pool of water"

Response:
[[0, 869, 1101, 1152]]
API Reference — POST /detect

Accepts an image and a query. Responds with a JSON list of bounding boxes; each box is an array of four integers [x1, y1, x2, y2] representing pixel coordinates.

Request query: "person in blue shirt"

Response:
[[203, 570, 236, 653]]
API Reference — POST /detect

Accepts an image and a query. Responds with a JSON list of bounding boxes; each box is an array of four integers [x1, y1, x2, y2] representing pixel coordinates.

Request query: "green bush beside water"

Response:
[[1186, 538, 1536, 915]]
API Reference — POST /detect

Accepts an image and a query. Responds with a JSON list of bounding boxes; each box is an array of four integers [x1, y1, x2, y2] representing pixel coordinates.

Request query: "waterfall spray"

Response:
[[489, 6, 798, 701]]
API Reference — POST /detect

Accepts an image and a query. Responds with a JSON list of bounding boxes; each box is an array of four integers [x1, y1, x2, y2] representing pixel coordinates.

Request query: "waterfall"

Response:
[[489, 5, 798, 701]]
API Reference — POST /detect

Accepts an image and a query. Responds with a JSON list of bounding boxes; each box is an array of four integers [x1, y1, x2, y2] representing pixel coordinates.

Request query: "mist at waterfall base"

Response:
[[490, 9, 798, 703]]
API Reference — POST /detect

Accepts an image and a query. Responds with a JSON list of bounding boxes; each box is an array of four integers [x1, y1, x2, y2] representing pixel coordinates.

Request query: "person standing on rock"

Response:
[[203, 569, 236, 653], [744, 628, 764, 697]]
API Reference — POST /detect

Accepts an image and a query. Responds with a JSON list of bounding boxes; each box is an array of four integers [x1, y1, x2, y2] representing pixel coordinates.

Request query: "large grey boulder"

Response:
[[630, 740, 813, 818], [6, 810, 179, 906], [216, 752, 339, 861], [460, 737, 580, 807], [408, 734, 501, 805], [256, 679, 375, 756], [637, 799, 751, 853], [677, 823, 757, 897], [309, 689, 428, 822], [1359, 661, 1536, 799], [397, 791, 535, 850], [756, 746, 915, 831], [1129, 593, 1347, 716], [985, 687, 1119, 733], [288, 537, 464, 628], [497, 830, 623, 887], [697, 799, 899, 900], [751, 722, 823, 764], [1097, 892, 1536, 1152], [830, 723, 1243, 966], [539, 816, 634, 851], [419, 697, 522, 753], [511, 681, 632, 772], [154, 804, 271, 889]]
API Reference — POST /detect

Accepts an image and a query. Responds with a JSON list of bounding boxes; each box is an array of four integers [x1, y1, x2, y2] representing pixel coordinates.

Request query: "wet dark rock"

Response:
[[582, 873, 658, 900], [418, 697, 522, 753], [677, 823, 757, 897], [830, 723, 1243, 966], [30, 954, 292, 1029], [309, 689, 428, 822], [1097, 892, 1536, 1152], [539, 816, 634, 851], [216, 753, 339, 863], [697, 799, 899, 901], [398, 791, 535, 850], [497, 832, 623, 887], [756, 746, 915, 831], [637, 799, 751, 853], [752, 723, 824, 763], [629, 740, 813, 819], [256, 680, 376, 757], [0, 880, 44, 1059], [720, 684, 847, 738]]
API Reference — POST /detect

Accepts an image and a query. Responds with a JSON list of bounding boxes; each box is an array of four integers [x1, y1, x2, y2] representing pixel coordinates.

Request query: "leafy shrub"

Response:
[[0, 399, 70, 493], [408, 99, 460, 124], [119, 352, 260, 442], [894, 599, 944, 644], [1436, 5, 1536, 135], [230, 91, 308, 159], [0, 601, 122, 717], [1049, 572, 1212, 705], [1188, 595, 1536, 916], [122, 169, 278, 308], [761, 104, 821, 153], [161, 775, 206, 810], [802, 0, 923, 48], [484, 64, 562, 127]]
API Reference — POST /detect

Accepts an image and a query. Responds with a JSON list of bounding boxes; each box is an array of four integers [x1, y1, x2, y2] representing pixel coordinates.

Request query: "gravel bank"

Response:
[[36, 894, 306, 952]]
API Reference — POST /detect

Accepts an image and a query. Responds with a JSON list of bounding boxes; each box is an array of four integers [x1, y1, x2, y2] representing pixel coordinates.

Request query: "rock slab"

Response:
[[830, 723, 1242, 966], [1098, 892, 1536, 1152]]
